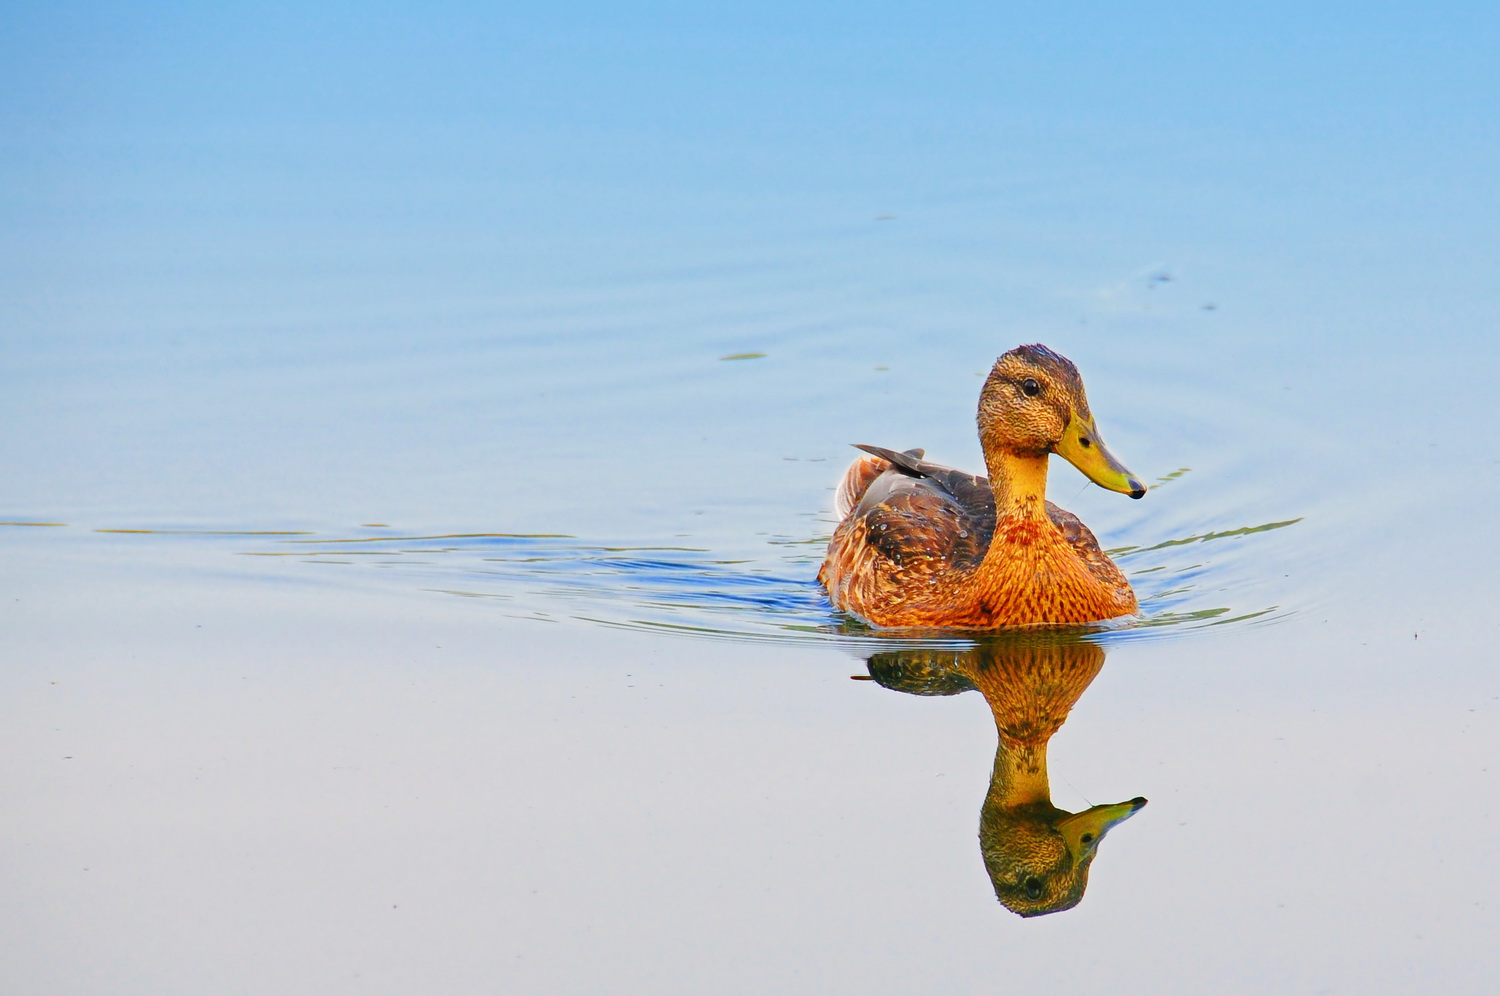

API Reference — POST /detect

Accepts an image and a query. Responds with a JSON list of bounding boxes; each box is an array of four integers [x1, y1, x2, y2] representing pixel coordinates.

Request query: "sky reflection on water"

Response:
[[4, 2, 1500, 993]]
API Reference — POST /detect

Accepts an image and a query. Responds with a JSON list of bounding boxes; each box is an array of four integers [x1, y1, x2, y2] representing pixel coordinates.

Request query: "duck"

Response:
[[817, 344, 1145, 628]]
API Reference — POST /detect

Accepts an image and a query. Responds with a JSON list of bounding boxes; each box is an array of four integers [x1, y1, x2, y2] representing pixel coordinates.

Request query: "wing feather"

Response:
[[821, 446, 996, 612]]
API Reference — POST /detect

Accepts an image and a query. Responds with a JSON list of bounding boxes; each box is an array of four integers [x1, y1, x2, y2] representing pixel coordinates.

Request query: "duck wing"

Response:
[[837, 444, 995, 573]]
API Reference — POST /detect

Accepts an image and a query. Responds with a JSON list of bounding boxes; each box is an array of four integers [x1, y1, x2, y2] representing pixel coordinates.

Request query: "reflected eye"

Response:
[[1080, 832, 1095, 844], [1021, 378, 1041, 397], [1023, 876, 1043, 899]]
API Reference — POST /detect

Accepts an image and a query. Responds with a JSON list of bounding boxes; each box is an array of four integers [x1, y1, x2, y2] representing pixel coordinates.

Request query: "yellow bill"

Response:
[[1056, 415, 1147, 499]]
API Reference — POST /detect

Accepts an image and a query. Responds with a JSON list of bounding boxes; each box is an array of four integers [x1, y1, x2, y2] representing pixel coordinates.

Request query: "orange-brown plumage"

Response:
[[818, 345, 1145, 629]]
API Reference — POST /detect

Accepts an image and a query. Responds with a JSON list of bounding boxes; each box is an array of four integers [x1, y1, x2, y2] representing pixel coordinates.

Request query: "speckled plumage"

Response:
[[818, 345, 1141, 629]]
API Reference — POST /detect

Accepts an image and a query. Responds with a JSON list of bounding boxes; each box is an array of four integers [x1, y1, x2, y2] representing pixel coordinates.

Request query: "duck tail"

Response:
[[833, 445, 925, 519]]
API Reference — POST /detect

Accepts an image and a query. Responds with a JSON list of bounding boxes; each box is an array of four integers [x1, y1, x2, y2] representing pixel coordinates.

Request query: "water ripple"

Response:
[[9, 514, 1301, 650], [245, 516, 1299, 649]]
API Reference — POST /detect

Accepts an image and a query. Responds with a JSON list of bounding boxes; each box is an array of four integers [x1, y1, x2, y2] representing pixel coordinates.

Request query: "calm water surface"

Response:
[[5, 5, 1500, 993]]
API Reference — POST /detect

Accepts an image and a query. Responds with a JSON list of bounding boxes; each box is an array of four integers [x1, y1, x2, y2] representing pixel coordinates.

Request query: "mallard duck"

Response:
[[818, 344, 1145, 628]]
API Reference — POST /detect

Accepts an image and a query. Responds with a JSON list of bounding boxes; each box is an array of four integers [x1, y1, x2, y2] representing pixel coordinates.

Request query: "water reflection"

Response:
[[865, 633, 1144, 916]]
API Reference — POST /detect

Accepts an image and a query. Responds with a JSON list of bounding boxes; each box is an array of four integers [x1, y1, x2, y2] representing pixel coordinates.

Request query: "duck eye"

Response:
[[1021, 378, 1041, 397], [1080, 832, 1095, 843], [1023, 876, 1044, 899]]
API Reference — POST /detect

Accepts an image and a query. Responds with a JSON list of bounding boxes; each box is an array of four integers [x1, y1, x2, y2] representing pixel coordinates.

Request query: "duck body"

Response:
[[817, 345, 1144, 629], [819, 445, 1135, 627]]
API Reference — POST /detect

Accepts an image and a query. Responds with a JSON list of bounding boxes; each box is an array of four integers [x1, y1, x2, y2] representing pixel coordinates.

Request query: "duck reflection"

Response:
[[865, 633, 1145, 916]]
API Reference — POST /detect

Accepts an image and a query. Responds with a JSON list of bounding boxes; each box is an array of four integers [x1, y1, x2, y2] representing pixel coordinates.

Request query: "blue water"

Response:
[[5, 3, 1500, 992]]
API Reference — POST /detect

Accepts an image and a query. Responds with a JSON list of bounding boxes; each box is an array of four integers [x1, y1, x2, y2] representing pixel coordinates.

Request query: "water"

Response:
[[6, 4, 1500, 992]]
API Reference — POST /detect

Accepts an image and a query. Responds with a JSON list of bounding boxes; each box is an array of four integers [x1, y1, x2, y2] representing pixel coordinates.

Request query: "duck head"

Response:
[[977, 344, 1146, 499]]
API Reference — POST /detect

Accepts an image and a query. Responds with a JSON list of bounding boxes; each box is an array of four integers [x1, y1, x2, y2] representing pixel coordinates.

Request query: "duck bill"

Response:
[[1056, 415, 1147, 499], [1057, 796, 1148, 853]]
